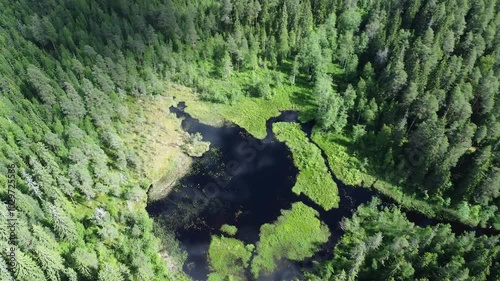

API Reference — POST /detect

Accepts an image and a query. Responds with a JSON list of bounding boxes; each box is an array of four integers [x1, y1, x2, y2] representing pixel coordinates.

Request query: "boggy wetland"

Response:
[[147, 103, 498, 281]]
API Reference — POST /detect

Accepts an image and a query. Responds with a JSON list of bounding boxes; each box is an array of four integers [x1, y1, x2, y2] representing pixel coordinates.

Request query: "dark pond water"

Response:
[[146, 102, 498, 281]]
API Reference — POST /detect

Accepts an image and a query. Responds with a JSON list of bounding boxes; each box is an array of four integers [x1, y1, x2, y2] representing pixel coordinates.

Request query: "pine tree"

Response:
[[26, 65, 57, 107], [461, 146, 492, 197], [245, 34, 259, 71], [34, 245, 65, 281], [299, 31, 322, 79], [278, 4, 290, 62], [337, 32, 355, 69], [44, 202, 78, 242], [476, 167, 500, 205], [14, 250, 47, 281], [98, 263, 124, 281], [383, 52, 408, 96], [221, 0, 233, 27], [64, 268, 78, 281], [290, 55, 299, 85], [72, 247, 99, 278], [68, 163, 96, 200], [315, 74, 347, 133], [0, 256, 14, 281], [0, 202, 9, 243], [32, 225, 60, 252], [324, 13, 338, 50]]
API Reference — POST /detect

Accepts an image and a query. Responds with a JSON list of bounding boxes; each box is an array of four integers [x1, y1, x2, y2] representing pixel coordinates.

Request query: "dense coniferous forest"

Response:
[[0, 0, 499, 280]]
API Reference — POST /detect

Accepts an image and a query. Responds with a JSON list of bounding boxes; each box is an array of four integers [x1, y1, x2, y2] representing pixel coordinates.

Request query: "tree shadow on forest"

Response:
[[332, 136, 352, 149], [290, 89, 317, 121], [290, 88, 315, 107]]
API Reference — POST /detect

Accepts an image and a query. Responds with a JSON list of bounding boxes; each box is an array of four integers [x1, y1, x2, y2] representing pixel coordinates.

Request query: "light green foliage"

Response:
[[338, 8, 362, 33], [178, 68, 315, 139], [14, 250, 47, 281], [207, 203, 331, 279], [299, 31, 324, 76], [72, 247, 99, 278], [221, 51, 233, 79], [310, 129, 465, 224], [314, 74, 348, 133], [251, 202, 330, 278], [43, 202, 78, 242], [33, 244, 65, 281], [251, 78, 273, 99], [14, 214, 34, 251], [207, 236, 253, 281], [0, 202, 8, 242], [0, 1, 197, 280], [31, 225, 60, 252], [64, 268, 78, 281], [26, 64, 57, 107], [98, 263, 124, 281], [311, 130, 370, 186], [198, 78, 243, 104], [273, 122, 339, 210], [60, 82, 86, 120], [0, 256, 14, 281], [220, 224, 238, 236], [278, 4, 290, 61]]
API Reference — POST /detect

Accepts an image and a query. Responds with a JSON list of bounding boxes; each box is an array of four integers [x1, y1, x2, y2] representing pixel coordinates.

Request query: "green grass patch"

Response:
[[251, 202, 330, 279], [311, 129, 375, 187], [174, 68, 316, 139], [273, 122, 339, 210], [207, 236, 253, 281]]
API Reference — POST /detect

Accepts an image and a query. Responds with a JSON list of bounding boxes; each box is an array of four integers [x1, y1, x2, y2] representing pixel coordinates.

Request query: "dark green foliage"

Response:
[[308, 200, 500, 281], [249, 77, 272, 99], [287, 0, 500, 228]]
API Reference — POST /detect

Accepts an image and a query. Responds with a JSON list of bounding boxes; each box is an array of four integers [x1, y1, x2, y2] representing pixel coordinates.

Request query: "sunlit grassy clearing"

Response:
[[273, 122, 339, 210], [310, 129, 374, 187], [173, 68, 316, 139]]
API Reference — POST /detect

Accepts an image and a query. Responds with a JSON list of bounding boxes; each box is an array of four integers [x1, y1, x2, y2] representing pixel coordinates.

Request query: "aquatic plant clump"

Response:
[[207, 236, 253, 281], [251, 202, 330, 278]]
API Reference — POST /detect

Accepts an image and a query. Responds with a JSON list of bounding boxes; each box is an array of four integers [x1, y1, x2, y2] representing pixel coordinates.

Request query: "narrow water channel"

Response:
[[146, 102, 499, 281]]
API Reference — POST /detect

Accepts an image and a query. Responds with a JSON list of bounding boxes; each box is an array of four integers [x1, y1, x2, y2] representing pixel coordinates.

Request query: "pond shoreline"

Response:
[[147, 103, 499, 281]]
